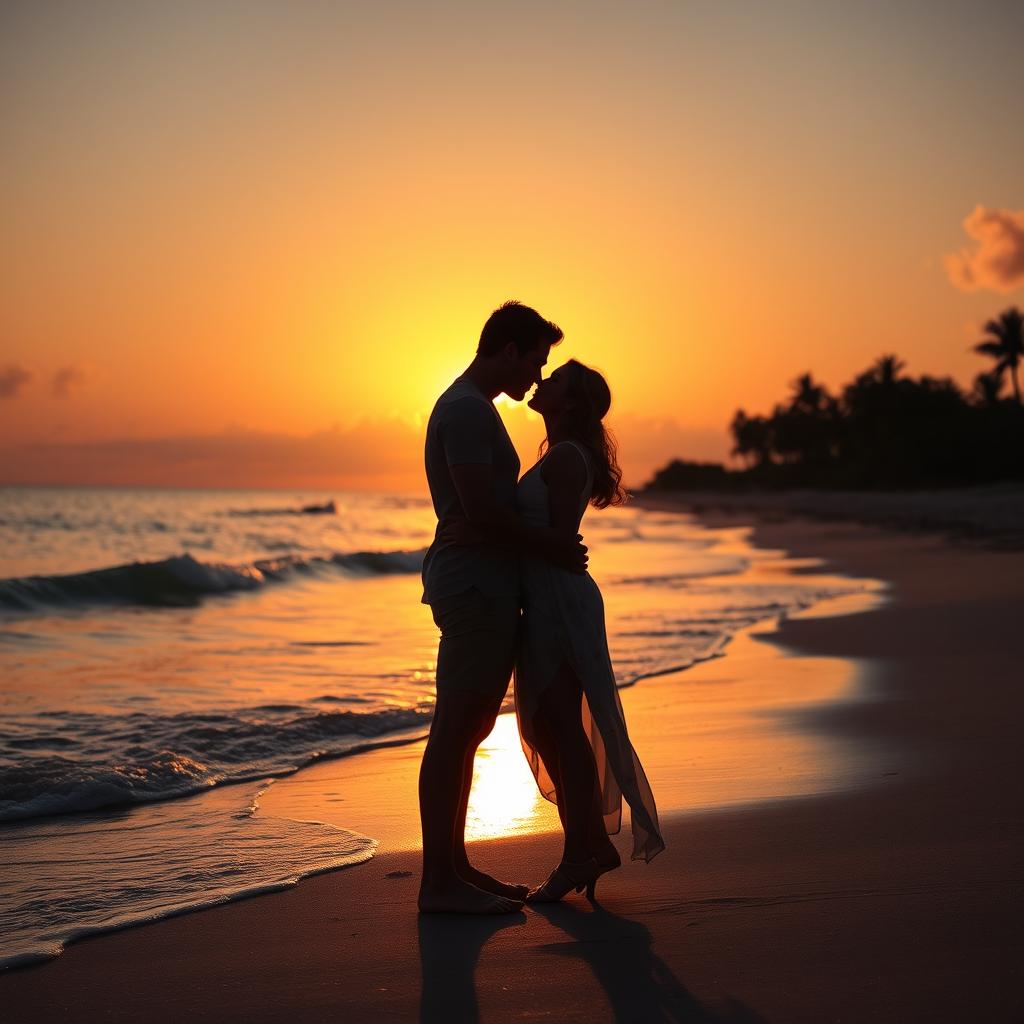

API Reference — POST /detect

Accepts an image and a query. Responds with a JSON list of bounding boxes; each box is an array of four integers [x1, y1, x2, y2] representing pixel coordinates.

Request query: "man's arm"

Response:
[[448, 463, 588, 572]]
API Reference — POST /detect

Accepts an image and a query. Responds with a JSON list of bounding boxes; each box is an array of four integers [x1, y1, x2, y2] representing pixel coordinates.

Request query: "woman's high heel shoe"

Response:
[[526, 858, 601, 903]]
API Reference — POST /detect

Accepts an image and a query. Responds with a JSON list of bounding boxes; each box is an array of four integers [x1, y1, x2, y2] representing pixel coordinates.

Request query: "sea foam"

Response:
[[0, 781, 377, 969]]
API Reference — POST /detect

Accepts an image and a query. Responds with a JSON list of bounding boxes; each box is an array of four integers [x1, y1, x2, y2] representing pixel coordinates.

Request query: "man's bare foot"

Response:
[[455, 862, 529, 901], [418, 877, 523, 914]]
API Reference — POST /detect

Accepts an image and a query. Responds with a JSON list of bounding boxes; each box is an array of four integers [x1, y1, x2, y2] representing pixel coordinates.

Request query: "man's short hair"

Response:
[[477, 301, 563, 356]]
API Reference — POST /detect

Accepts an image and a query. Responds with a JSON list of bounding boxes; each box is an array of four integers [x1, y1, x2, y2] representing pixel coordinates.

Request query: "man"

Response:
[[418, 301, 587, 914]]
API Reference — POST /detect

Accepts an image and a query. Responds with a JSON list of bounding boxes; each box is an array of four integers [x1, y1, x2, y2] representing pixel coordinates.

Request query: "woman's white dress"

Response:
[[514, 440, 665, 862]]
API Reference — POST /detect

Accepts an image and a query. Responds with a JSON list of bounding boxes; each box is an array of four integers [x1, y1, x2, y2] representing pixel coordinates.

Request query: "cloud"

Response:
[[0, 364, 33, 398], [51, 365, 86, 398], [945, 206, 1024, 293]]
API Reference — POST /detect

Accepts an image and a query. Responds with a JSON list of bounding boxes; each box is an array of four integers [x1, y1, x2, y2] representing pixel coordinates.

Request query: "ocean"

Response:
[[0, 486, 870, 967]]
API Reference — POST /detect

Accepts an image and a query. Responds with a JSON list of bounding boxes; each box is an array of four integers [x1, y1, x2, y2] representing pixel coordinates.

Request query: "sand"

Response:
[[3, 513, 1023, 1022], [637, 485, 1024, 548]]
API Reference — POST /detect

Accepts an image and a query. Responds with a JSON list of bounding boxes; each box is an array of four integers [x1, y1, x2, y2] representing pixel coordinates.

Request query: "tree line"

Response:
[[646, 306, 1024, 491]]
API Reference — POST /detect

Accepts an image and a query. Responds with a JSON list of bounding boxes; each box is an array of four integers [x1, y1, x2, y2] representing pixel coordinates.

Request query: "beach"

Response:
[[0, 487, 862, 966], [3, 504, 1022, 1022]]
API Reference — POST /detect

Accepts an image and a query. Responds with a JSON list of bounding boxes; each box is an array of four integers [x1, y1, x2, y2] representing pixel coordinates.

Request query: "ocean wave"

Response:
[[0, 705, 431, 824], [0, 548, 426, 614], [0, 782, 377, 970]]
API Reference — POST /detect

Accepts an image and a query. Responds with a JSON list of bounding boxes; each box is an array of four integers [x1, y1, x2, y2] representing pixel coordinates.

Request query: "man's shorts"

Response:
[[430, 587, 519, 700]]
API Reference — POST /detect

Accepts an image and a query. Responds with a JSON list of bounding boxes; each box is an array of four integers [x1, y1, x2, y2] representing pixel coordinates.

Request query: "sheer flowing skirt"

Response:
[[514, 560, 665, 862]]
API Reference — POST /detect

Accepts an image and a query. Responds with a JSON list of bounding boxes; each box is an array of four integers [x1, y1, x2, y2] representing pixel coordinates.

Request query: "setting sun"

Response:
[[3, 5, 1020, 491]]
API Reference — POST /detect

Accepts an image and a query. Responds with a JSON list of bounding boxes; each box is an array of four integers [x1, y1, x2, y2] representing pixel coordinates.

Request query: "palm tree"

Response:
[[871, 354, 906, 386], [973, 307, 1023, 405], [789, 373, 827, 413], [729, 409, 772, 467], [971, 370, 1003, 408]]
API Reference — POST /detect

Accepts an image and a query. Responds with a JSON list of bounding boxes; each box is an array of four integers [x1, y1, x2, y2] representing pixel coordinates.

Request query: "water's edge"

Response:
[[1, 518, 889, 973]]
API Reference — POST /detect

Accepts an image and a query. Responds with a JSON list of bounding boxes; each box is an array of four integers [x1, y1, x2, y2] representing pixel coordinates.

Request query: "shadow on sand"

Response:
[[418, 901, 765, 1024], [417, 911, 527, 1023]]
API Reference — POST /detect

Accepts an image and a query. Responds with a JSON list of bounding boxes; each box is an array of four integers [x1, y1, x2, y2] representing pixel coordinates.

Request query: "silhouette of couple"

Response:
[[418, 301, 664, 915]]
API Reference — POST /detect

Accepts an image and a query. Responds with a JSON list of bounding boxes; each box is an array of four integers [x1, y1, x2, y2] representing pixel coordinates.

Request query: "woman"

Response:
[[515, 359, 664, 902]]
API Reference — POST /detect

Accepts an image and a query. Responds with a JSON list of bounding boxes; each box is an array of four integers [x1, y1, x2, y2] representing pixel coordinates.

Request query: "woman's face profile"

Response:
[[527, 364, 572, 415]]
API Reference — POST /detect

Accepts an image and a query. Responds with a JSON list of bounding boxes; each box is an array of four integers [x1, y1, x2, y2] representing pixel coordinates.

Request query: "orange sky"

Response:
[[1, 1, 1022, 491]]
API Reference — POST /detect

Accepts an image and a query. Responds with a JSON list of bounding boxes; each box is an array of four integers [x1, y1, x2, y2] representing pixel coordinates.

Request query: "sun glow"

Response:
[[2, 4, 1015, 491], [464, 712, 557, 842]]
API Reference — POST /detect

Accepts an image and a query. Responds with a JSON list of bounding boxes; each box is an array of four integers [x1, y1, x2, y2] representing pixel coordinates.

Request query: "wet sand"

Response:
[[3, 515, 1022, 1022]]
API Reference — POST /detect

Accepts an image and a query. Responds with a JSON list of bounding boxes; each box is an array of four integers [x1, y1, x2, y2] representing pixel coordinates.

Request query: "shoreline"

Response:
[[0, 510, 873, 972], [634, 484, 1024, 549], [3, 509, 1022, 1021]]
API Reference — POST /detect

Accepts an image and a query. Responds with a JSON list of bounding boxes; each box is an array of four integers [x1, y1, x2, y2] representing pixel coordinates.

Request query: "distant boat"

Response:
[[299, 500, 337, 515]]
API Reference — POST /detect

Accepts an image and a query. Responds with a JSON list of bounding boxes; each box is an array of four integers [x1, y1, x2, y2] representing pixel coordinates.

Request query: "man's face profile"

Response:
[[504, 341, 550, 401]]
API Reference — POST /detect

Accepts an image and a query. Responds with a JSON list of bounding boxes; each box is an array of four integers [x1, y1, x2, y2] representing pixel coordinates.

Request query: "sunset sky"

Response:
[[2, 0, 1022, 491]]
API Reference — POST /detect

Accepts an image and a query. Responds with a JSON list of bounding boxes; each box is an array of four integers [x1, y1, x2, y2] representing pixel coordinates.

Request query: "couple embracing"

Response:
[[418, 301, 664, 915]]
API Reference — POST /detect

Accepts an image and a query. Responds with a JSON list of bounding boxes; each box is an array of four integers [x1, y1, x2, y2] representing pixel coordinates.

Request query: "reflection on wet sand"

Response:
[[464, 711, 549, 842]]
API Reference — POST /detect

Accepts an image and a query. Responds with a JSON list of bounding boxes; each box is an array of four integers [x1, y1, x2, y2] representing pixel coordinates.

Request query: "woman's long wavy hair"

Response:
[[538, 359, 628, 509]]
